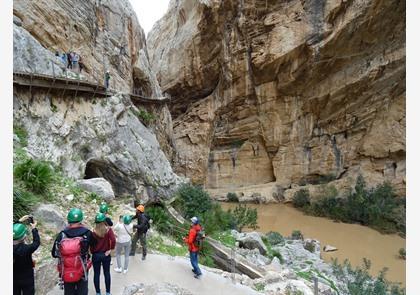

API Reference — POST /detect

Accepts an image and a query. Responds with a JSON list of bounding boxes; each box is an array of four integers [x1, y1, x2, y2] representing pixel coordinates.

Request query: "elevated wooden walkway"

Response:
[[13, 71, 170, 105]]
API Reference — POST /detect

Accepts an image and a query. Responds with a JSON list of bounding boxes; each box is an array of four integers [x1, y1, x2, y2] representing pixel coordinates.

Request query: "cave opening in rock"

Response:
[[84, 159, 137, 197]]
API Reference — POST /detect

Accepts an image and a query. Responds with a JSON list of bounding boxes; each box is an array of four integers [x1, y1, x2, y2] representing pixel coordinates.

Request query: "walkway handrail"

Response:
[[13, 70, 169, 105]]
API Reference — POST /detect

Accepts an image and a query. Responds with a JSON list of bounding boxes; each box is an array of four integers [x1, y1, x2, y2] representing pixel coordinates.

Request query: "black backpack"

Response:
[[194, 227, 206, 249]]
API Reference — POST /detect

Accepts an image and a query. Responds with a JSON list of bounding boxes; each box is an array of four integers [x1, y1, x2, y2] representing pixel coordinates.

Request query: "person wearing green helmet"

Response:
[[99, 202, 113, 226], [90, 212, 116, 295], [113, 215, 133, 273], [51, 208, 93, 294], [13, 215, 40, 295]]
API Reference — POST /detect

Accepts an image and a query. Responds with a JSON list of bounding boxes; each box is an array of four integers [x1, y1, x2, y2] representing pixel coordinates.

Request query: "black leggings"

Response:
[[13, 278, 34, 295], [92, 252, 111, 293]]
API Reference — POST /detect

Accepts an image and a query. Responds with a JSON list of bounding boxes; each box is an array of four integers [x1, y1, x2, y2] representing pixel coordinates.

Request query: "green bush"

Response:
[[230, 204, 258, 232], [175, 184, 212, 219], [291, 230, 303, 240], [14, 159, 54, 194], [331, 258, 405, 294], [135, 107, 156, 124], [13, 190, 39, 222], [266, 231, 284, 245], [147, 205, 171, 233], [14, 124, 28, 147], [398, 248, 406, 260], [292, 189, 310, 208], [202, 203, 236, 235], [227, 192, 239, 202], [294, 176, 405, 235]]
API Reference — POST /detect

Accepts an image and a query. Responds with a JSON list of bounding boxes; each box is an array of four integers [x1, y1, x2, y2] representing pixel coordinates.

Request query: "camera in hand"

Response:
[[27, 215, 34, 224]]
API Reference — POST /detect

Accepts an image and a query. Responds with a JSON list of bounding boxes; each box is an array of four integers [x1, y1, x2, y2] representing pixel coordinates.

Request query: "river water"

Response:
[[220, 202, 405, 286]]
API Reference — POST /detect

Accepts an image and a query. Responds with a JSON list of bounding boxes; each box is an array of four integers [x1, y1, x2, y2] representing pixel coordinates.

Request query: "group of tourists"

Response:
[[55, 51, 84, 73], [13, 201, 204, 295]]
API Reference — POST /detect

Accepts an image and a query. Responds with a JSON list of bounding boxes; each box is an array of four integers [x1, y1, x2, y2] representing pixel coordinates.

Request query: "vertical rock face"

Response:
[[13, 0, 183, 201], [148, 0, 406, 196]]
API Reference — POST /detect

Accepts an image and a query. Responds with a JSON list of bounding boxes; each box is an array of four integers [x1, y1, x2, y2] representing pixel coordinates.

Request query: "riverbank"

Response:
[[220, 202, 406, 286]]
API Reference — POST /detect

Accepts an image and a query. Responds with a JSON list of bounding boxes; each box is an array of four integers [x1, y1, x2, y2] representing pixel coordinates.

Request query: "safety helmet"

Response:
[[191, 216, 199, 225], [99, 203, 109, 213], [13, 223, 27, 240], [123, 215, 132, 225], [67, 208, 84, 223], [95, 212, 107, 223], [136, 205, 145, 212]]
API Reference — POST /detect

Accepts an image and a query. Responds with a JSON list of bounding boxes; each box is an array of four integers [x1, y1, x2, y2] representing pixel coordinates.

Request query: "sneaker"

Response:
[[114, 267, 122, 273], [123, 269, 128, 274], [142, 255, 146, 260], [194, 273, 202, 279]]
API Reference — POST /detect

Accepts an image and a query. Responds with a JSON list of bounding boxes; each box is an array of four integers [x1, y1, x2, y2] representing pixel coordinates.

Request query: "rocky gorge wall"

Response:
[[13, 0, 182, 202], [148, 0, 406, 200]]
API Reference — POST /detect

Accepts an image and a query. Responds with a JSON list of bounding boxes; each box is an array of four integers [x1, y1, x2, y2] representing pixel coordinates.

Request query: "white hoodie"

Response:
[[114, 222, 133, 244]]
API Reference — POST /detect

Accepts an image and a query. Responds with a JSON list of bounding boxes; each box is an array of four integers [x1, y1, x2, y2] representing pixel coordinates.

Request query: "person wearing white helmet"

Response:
[[183, 216, 203, 278]]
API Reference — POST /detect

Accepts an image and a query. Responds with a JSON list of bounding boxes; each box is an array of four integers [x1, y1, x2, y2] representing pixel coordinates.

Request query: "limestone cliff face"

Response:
[[13, 0, 182, 201], [148, 0, 406, 198]]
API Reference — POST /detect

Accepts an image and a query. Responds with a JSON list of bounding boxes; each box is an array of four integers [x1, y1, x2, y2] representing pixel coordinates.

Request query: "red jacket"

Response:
[[184, 224, 201, 252], [90, 228, 116, 253]]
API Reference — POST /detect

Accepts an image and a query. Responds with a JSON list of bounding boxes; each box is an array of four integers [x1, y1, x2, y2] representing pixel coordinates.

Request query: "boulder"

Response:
[[34, 260, 58, 294], [323, 245, 338, 252], [303, 239, 321, 256], [33, 204, 66, 231], [77, 178, 115, 201], [265, 257, 283, 272], [236, 231, 267, 255]]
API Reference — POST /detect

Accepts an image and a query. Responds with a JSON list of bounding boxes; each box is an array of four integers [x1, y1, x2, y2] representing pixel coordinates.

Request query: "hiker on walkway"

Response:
[[129, 205, 150, 260], [72, 52, 79, 71], [184, 216, 203, 279], [105, 70, 111, 89], [13, 216, 40, 295], [67, 52, 73, 69], [78, 55, 84, 73], [51, 208, 93, 295], [90, 212, 116, 295], [113, 215, 133, 274], [99, 202, 114, 226]]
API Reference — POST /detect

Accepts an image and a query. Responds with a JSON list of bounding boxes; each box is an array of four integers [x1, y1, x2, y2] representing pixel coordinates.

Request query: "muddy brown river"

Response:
[[220, 202, 405, 286]]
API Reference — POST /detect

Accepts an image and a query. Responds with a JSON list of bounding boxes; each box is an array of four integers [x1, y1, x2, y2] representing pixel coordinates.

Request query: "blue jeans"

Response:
[[190, 251, 202, 276], [92, 252, 111, 294]]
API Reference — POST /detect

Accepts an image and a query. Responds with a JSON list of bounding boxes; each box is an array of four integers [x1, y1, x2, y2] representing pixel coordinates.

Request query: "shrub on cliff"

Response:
[[266, 231, 284, 245], [175, 184, 212, 219], [292, 189, 310, 208], [13, 190, 39, 222], [14, 158, 54, 194], [227, 192, 239, 202]]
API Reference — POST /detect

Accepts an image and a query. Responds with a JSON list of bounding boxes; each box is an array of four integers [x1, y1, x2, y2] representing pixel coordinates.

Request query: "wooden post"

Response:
[[313, 276, 318, 295]]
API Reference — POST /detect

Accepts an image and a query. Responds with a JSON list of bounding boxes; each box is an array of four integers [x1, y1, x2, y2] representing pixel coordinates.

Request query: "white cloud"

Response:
[[128, 0, 170, 35]]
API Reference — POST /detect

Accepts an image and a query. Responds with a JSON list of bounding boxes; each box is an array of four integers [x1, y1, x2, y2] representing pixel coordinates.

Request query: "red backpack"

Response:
[[57, 233, 91, 283]]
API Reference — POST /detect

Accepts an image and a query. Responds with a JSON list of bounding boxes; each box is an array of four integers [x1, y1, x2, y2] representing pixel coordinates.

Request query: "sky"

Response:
[[128, 1, 171, 35]]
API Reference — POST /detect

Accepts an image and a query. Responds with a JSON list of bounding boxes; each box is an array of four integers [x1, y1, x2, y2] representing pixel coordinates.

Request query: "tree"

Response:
[[230, 204, 258, 232]]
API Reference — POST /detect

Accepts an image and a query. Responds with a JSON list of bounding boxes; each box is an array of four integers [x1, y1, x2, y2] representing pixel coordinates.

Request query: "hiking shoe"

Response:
[[114, 267, 122, 273], [142, 255, 146, 260], [123, 269, 128, 274], [194, 273, 202, 279]]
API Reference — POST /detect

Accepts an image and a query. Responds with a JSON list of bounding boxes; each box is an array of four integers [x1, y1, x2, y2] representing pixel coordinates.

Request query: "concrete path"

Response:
[[47, 254, 261, 295]]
